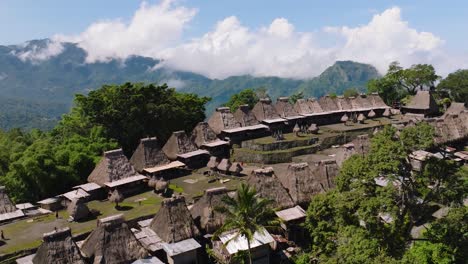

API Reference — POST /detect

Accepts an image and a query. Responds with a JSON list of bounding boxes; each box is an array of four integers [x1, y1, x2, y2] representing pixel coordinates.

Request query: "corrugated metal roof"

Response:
[[262, 118, 287, 124], [72, 182, 102, 192], [37, 197, 60, 204], [104, 175, 147, 188], [222, 124, 268, 134], [134, 227, 164, 252], [15, 253, 35, 264], [61, 189, 90, 201], [15, 203, 35, 210], [0, 209, 24, 222], [162, 238, 201, 257], [219, 229, 274, 255], [144, 161, 185, 173], [275, 205, 306, 222], [202, 140, 229, 148], [177, 149, 209, 159], [132, 257, 164, 264]]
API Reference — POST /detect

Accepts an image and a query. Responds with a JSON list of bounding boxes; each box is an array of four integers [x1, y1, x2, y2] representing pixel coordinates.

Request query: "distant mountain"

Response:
[[0, 39, 380, 130]]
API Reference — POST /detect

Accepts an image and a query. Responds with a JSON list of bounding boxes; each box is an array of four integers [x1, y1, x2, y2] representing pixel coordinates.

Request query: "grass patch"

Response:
[[169, 184, 184, 193]]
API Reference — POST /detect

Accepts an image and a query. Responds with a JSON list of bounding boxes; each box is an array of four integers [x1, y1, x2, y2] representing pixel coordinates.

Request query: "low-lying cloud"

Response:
[[24, 1, 463, 78]]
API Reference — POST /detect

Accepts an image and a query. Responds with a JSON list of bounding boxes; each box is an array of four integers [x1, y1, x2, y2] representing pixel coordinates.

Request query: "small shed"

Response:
[[275, 206, 307, 242], [72, 182, 105, 201], [162, 238, 201, 264], [143, 161, 187, 179], [176, 149, 210, 169], [402, 90, 439, 117], [60, 189, 90, 206], [37, 197, 62, 212]]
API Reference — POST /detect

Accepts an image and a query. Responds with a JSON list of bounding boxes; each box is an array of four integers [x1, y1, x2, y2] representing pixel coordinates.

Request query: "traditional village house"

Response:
[[442, 102, 467, 117], [335, 134, 370, 166], [409, 150, 436, 172], [67, 198, 90, 222], [275, 97, 305, 130], [293, 99, 313, 116], [130, 137, 186, 179], [36, 197, 62, 212], [427, 110, 468, 145], [208, 107, 241, 135], [213, 228, 275, 264], [163, 131, 209, 169], [59, 188, 90, 207], [191, 122, 229, 157], [0, 186, 25, 222], [88, 149, 147, 196], [275, 205, 307, 243], [247, 167, 295, 210], [357, 113, 366, 123], [252, 98, 286, 131], [336, 96, 353, 112], [72, 182, 104, 201], [148, 196, 202, 264], [81, 214, 148, 263], [312, 159, 339, 190], [217, 158, 232, 175], [32, 227, 86, 264], [401, 90, 439, 117], [190, 187, 228, 234], [233, 104, 259, 127]]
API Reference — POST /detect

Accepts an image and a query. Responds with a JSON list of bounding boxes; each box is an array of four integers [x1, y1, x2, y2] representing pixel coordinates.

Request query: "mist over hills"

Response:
[[0, 39, 380, 130]]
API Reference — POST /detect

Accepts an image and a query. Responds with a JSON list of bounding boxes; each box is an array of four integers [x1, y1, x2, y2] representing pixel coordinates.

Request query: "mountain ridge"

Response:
[[0, 39, 381, 130]]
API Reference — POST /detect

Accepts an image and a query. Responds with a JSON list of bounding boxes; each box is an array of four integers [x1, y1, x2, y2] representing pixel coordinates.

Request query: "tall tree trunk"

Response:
[[247, 239, 252, 264]]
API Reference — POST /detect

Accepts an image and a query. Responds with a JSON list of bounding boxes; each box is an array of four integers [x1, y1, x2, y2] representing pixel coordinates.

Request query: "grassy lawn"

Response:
[[0, 191, 163, 255]]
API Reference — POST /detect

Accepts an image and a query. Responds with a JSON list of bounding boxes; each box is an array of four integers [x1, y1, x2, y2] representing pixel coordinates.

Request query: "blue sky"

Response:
[[3, 0, 467, 78]]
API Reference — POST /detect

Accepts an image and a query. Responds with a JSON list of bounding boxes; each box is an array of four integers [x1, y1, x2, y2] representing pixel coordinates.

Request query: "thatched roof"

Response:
[[368, 93, 389, 108], [229, 163, 243, 175], [355, 94, 373, 109], [294, 99, 312, 115], [277, 163, 324, 205], [367, 109, 376, 118], [336, 96, 353, 111], [190, 187, 228, 233], [33, 227, 86, 264], [207, 156, 221, 169], [208, 107, 241, 134], [341, 114, 349, 122], [308, 123, 318, 133], [247, 167, 295, 210], [442, 102, 467, 117], [404, 91, 439, 112], [233, 104, 259, 127], [318, 96, 339, 112], [190, 122, 219, 148], [252, 98, 281, 121], [0, 186, 16, 214], [275, 97, 299, 118], [149, 196, 200, 243], [130, 137, 169, 172], [382, 108, 391, 117], [67, 199, 90, 222], [357, 113, 366, 122], [348, 96, 360, 109], [428, 111, 468, 145], [217, 159, 232, 173], [312, 159, 338, 190], [88, 149, 137, 186], [81, 214, 148, 263], [307, 98, 324, 113], [162, 131, 198, 160]]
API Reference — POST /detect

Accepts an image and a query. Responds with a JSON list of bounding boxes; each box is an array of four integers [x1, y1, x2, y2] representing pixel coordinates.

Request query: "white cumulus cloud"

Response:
[[21, 2, 462, 78]]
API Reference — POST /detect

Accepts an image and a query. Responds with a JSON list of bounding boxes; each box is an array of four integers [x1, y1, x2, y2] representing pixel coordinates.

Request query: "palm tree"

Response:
[[214, 183, 280, 264]]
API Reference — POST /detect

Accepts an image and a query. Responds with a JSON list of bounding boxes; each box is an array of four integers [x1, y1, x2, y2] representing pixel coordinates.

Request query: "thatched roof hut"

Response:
[[190, 122, 219, 148], [307, 98, 324, 113], [208, 107, 241, 134], [207, 156, 221, 170], [367, 109, 376, 118], [81, 214, 148, 263], [252, 98, 281, 121], [162, 131, 198, 160], [275, 97, 299, 118], [336, 96, 353, 111], [32, 227, 86, 264], [368, 93, 389, 108], [229, 162, 243, 175], [130, 137, 169, 172], [149, 196, 200, 243], [308, 123, 318, 134], [442, 102, 467, 118], [357, 113, 366, 123], [190, 187, 228, 233], [403, 90, 439, 116], [247, 167, 295, 210], [67, 198, 90, 222], [294, 99, 312, 115], [341, 114, 349, 122], [88, 149, 137, 186], [233, 104, 259, 127], [0, 186, 16, 214], [382, 108, 391, 117], [277, 163, 324, 205], [217, 159, 232, 173], [109, 189, 124, 204], [293, 123, 300, 133], [318, 96, 339, 112]]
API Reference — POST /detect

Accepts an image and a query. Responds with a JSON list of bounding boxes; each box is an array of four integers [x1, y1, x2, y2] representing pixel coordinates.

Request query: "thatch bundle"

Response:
[[67, 198, 90, 222], [357, 113, 366, 123], [367, 109, 376, 118], [341, 114, 349, 123], [278, 163, 324, 205], [307, 98, 324, 113], [308, 123, 318, 134], [33, 227, 86, 264], [207, 156, 221, 170], [293, 123, 300, 134], [275, 97, 299, 118], [252, 98, 281, 121], [247, 167, 295, 210], [0, 186, 16, 214], [318, 96, 339, 112], [233, 104, 259, 126], [191, 122, 219, 148], [81, 214, 148, 263], [217, 159, 232, 174], [130, 137, 169, 172], [229, 163, 243, 175], [208, 107, 241, 134], [382, 108, 391, 117], [162, 131, 198, 160], [190, 187, 228, 233], [149, 196, 200, 243], [88, 149, 137, 186], [294, 99, 312, 115]]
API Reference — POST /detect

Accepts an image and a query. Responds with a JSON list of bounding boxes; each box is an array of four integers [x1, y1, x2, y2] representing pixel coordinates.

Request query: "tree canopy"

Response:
[[437, 69, 468, 105], [223, 88, 259, 112]]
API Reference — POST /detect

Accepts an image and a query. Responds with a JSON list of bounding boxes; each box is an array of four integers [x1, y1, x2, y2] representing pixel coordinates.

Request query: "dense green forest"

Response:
[[0, 83, 209, 202]]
